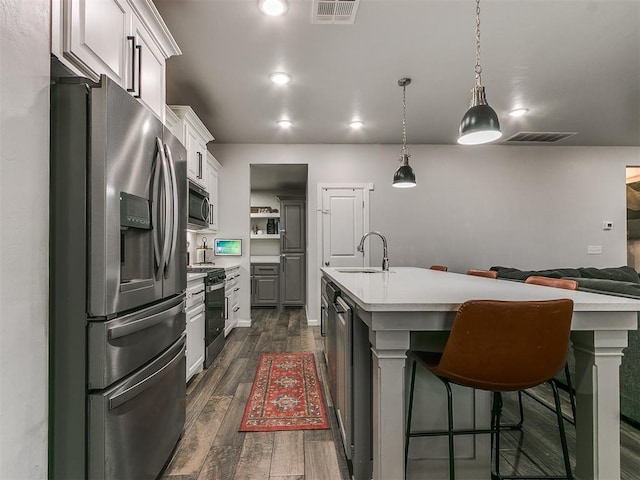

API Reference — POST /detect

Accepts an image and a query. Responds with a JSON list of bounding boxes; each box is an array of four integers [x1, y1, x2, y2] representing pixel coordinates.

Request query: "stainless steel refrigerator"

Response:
[[50, 73, 187, 479]]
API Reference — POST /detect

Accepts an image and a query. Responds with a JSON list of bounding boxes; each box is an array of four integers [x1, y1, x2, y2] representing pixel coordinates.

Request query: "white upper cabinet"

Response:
[[168, 106, 214, 189], [130, 13, 165, 119], [206, 152, 221, 233], [52, 0, 180, 122], [65, 0, 130, 86]]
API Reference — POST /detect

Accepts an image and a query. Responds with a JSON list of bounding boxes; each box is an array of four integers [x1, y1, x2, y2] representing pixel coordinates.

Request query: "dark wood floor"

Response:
[[161, 307, 640, 480]]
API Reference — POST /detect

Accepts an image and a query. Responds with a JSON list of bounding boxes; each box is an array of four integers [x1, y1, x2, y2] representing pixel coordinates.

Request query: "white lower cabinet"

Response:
[[186, 277, 205, 382], [224, 266, 241, 333]]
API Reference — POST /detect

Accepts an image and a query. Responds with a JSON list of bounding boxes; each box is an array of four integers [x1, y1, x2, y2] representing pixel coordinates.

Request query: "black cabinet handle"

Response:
[[127, 36, 136, 92], [135, 44, 142, 98]]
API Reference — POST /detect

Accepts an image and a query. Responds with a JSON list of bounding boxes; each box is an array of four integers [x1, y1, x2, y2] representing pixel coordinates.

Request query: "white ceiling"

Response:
[[154, 0, 640, 147]]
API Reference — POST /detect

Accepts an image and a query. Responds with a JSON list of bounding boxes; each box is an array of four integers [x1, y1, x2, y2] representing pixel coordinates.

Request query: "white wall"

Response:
[[0, 0, 51, 478], [212, 143, 640, 324]]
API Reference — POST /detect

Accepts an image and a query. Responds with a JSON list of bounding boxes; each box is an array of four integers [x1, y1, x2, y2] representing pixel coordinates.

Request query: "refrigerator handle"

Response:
[[157, 137, 172, 273], [152, 138, 164, 277], [163, 144, 179, 278], [109, 340, 185, 410]]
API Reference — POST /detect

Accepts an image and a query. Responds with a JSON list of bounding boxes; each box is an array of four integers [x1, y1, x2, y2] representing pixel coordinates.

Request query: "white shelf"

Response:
[[250, 213, 280, 218], [250, 234, 280, 239]]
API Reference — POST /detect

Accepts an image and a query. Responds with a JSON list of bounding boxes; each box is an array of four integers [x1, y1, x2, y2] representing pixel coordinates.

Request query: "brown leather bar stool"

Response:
[[520, 275, 578, 425], [466, 269, 498, 279], [405, 299, 574, 480], [429, 265, 448, 271]]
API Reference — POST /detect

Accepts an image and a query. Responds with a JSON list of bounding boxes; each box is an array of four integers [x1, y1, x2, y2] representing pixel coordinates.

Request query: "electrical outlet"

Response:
[[587, 245, 603, 255], [602, 221, 613, 231]]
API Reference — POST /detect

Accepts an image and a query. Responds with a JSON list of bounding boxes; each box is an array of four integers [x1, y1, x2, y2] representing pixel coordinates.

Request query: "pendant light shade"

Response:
[[392, 78, 416, 188], [458, 86, 502, 145], [393, 154, 416, 188], [457, 0, 502, 145]]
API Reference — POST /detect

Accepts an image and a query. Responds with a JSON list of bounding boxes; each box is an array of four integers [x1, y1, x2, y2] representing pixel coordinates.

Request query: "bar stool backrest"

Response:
[[466, 269, 498, 279], [525, 276, 578, 290], [429, 265, 448, 271], [431, 299, 574, 392]]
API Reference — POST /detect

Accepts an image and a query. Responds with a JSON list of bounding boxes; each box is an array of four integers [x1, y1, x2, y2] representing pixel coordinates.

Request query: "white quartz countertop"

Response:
[[321, 267, 640, 313], [250, 255, 280, 264], [187, 272, 207, 282]]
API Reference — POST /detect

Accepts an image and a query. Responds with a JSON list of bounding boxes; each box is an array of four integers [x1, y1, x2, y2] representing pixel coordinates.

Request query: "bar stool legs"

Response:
[[405, 370, 574, 480]]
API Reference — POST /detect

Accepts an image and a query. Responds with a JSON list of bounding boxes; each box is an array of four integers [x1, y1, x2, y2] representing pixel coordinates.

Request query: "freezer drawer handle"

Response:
[[108, 300, 184, 340], [109, 341, 185, 410]]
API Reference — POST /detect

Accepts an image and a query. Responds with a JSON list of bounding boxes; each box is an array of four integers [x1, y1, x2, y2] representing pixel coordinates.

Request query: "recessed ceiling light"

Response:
[[258, 0, 288, 16], [270, 72, 291, 85], [349, 120, 364, 129], [277, 119, 293, 128], [508, 108, 529, 118]]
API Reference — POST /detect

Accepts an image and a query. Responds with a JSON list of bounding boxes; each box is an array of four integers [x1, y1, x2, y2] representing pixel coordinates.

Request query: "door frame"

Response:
[[316, 182, 374, 279]]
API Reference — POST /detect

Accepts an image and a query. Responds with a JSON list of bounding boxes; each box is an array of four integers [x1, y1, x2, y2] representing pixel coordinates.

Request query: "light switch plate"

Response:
[[587, 245, 603, 254]]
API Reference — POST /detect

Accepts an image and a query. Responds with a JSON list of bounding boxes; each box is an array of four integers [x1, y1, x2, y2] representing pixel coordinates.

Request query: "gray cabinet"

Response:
[[280, 198, 305, 252], [279, 197, 306, 306], [281, 254, 306, 306], [251, 264, 279, 307]]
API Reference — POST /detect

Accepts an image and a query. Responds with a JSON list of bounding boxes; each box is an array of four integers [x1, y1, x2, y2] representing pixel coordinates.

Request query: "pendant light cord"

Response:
[[401, 83, 408, 156], [474, 0, 482, 86]]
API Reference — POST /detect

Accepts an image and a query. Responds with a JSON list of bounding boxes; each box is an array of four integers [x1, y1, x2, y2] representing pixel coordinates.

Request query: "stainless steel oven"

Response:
[[188, 179, 209, 229], [188, 267, 226, 368]]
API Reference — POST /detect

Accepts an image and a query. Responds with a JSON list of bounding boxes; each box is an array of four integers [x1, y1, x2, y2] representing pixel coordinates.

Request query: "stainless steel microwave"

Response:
[[188, 180, 209, 229]]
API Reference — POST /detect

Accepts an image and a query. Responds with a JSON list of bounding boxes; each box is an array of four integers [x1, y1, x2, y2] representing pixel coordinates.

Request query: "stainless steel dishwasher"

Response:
[[325, 280, 340, 403], [335, 295, 354, 461]]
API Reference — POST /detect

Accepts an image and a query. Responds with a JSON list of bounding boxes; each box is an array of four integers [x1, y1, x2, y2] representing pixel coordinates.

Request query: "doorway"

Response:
[[317, 183, 373, 270], [249, 164, 308, 309], [626, 167, 640, 270]]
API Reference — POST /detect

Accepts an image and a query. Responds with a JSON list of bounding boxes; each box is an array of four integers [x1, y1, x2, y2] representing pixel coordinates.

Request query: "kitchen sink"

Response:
[[335, 268, 389, 273]]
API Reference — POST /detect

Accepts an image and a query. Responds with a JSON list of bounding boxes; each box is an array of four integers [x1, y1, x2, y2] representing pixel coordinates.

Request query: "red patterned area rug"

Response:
[[239, 352, 329, 432]]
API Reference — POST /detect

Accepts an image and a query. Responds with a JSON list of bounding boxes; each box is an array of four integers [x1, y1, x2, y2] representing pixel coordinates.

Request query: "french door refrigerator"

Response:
[[50, 74, 187, 479]]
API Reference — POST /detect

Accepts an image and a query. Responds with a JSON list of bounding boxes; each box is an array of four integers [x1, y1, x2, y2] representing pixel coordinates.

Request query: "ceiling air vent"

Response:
[[312, 0, 360, 24], [504, 131, 577, 143]]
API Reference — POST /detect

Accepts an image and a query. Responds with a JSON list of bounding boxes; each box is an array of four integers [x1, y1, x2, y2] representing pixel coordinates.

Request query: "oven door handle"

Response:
[[108, 300, 184, 340], [109, 339, 185, 410], [206, 282, 225, 292]]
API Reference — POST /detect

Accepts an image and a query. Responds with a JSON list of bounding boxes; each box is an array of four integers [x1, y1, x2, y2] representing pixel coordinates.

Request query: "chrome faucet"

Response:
[[357, 231, 389, 271]]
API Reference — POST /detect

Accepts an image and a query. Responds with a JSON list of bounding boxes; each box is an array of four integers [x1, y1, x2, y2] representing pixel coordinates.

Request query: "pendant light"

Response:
[[457, 0, 502, 145], [393, 78, 416, 188]]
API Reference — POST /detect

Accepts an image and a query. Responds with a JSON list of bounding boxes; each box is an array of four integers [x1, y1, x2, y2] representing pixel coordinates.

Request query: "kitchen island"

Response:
[[321, 266, 640, 480]]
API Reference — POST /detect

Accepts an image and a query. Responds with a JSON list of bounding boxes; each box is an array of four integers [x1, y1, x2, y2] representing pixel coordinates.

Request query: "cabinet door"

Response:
[[130, 15, 165, 120], [186, 304, 205, 382], [280, 199, 306, 253], [253, 276, 279, 306], [66, 0, 131, 84], [186, 126, 206, 186], [281, 254, 306, 306], [206, 156, 219, 231]]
